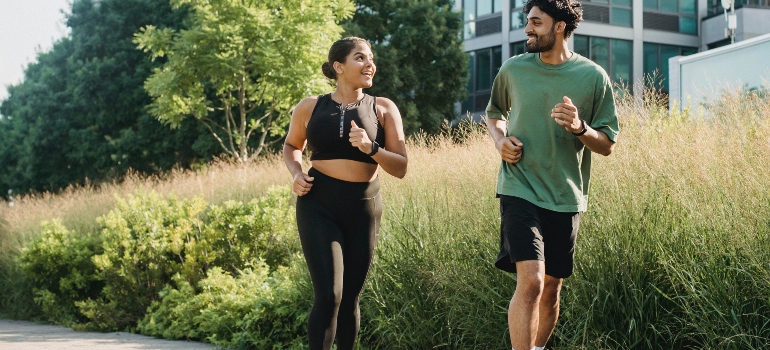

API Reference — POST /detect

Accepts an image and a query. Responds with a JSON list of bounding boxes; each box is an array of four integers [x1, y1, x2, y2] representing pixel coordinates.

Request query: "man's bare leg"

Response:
[[508, 260, 545, 350], [534, 275, 563, 348]]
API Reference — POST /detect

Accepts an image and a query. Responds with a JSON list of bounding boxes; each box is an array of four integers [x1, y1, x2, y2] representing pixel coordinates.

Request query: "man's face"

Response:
[[524, 6, 559, 53]]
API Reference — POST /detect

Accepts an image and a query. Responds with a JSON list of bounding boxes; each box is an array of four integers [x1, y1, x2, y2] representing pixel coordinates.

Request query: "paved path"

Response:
[[0, 319, 215, 349]]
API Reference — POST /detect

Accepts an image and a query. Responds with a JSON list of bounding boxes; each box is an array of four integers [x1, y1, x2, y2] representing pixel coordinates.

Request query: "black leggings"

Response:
[[296, 167, 382, 350]]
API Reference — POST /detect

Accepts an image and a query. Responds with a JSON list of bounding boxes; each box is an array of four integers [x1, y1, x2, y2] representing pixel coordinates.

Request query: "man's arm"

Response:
[[552, 96, 615, 156], [486, 117, 524, 164]]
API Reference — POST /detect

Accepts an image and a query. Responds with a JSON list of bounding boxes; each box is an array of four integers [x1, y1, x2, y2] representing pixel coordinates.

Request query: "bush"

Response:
[[17, 220, 102, 326], [139, 258, 312, 349], [14, 186, 299, 332], [201, 186, 299, 274], [83, 186, 298, 330], [81, 190, 209, 330]]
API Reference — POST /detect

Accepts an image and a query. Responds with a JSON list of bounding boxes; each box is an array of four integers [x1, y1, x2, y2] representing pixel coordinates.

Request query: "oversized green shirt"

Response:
[[486, 52, 619, 213]]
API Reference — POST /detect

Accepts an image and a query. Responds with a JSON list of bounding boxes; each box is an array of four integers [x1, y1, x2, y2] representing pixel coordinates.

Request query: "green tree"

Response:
[[344, 0, 468, 134], [0, 0, 213, 195], [134, 0, 355, 162]]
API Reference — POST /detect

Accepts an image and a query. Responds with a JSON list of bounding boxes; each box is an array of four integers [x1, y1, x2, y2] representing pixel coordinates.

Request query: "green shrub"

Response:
[[82, 190, 208, 330], [201, 186, 299, 274], [83, 186, 298, 331], [17, 220, 102, 326], [11, 186, 298, 332], [0, 258, 38, 319], [139, 257, 312, 349]]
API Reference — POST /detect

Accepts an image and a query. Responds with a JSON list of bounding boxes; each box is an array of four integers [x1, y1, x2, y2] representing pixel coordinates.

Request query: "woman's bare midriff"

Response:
[[311, 159, 379, 182]]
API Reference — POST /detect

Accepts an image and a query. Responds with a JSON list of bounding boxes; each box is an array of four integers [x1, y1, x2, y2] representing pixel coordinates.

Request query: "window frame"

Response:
[[463, 46, 504, 113], [582, 0, 634, 27], [511, 0, 527, 30], [642, 42, 699, 93], [643, 0, 699, 34], [574, 34, 634, 88], [464, 0, 505, 39]]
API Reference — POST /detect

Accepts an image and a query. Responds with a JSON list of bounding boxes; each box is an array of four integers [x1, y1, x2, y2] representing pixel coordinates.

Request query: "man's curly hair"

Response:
[[524, 0, 583, 38]]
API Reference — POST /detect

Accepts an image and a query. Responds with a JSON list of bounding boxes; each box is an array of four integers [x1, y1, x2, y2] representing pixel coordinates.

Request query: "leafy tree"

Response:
[[0, 0, 214, 195], [344, 0, 468, 134], [134, 0, 355, 162]]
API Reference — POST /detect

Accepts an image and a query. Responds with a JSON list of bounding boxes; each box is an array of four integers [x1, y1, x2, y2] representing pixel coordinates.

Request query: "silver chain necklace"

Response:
[[339, 103, 352, 137], [335, 94, 363, 138]]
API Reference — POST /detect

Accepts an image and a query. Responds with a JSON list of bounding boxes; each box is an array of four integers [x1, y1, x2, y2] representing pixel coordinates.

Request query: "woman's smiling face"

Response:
[[337, 41, 376, 88]]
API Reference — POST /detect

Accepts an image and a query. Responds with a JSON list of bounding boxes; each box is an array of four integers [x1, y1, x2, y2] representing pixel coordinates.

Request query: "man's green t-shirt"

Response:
[[486, 52, 619, 213]]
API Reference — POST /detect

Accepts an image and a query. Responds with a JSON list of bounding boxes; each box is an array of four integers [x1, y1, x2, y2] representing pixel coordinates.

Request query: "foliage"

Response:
[[139, 260, 312, 349], [134, 0, 355, 162], [80, 191, 209, 330], [0, 0, 214, 196], [3, 87, 770, 348], [16, 221, 102, 325], [203, 189, 298, 273], [13, 186, 298, 331], [344, 0, 468, 134]]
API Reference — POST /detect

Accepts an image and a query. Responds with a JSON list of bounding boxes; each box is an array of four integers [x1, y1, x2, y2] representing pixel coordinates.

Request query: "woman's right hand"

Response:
[[292, 173, 315, 196]]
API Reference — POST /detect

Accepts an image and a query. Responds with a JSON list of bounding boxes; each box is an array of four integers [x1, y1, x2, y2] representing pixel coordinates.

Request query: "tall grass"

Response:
[[1, 86, 769, 349], [357, 86, 770, 349]]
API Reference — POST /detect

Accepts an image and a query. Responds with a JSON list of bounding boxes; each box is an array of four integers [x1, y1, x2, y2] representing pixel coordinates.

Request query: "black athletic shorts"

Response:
[[495, 195, 581, 279]]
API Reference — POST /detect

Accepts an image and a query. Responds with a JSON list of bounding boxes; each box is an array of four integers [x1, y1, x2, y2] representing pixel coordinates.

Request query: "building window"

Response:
[[511, 0, 526, 29], [643, 43, 698, 93], [464, 0, 504, 39], [574, 35, 633, 87], [707, 0, 770, 16], [581, 0, 633, 27], [463, 46, 503, 113], [510, 40, 527, 56], [643, 0, 698, 34]]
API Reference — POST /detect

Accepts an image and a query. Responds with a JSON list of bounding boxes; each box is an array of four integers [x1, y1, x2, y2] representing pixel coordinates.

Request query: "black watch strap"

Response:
[[572, 120, 588, 136], [367, 141, 380, 156]]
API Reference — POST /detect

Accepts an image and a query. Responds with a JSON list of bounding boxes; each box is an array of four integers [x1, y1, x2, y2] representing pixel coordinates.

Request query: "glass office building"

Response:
[[458, 0, 770, 115]]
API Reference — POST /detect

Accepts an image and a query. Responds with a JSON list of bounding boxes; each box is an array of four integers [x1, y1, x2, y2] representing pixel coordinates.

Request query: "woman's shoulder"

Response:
[[372, 95, 402, 126], [294, 94, 326, 115], [299, 93, 328, 105], [373, 95, 398, 111]]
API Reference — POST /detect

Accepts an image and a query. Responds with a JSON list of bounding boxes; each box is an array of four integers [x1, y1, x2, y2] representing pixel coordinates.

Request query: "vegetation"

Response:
[[344, 0, 469, 134], [0, 0, 211, 195], [0, 86, 768, 349], [134, 0, 355, 162], [0, 0, 468, 196]]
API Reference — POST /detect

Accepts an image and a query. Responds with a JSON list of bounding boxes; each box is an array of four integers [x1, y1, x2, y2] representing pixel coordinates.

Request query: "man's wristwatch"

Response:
[[367, 141, 380, 156], [572, 120, 588, 136]]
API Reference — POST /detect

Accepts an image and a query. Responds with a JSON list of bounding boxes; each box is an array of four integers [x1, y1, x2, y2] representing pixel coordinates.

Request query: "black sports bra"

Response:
[[306, 93, 385, 164]]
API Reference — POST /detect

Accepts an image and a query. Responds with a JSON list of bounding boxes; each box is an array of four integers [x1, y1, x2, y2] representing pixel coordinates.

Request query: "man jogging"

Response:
[[484, 1, 619, 349]]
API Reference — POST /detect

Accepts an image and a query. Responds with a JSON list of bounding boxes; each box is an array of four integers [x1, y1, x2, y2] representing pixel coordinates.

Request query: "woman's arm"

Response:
[[283, 97, 317, 196], [353, 97, 407, 179]]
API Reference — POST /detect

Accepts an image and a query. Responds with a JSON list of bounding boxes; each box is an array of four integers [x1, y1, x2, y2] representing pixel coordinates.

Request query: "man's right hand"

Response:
[[497, 136, 523, 164], [292, 173, 314, 196]]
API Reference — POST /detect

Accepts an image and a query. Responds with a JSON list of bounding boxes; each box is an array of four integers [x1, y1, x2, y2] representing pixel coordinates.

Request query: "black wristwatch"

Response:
[[367, 141, 380, 156], [572, 120, 588, 136]]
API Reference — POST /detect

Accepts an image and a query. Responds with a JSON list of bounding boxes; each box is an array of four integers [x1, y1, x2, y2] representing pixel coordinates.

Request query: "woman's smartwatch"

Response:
[[367, 141, 380, 156]]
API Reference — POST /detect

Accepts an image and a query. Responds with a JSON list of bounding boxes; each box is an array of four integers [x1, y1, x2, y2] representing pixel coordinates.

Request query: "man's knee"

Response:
[[515, 275, 545, 302], [541, 276, 563, 304]]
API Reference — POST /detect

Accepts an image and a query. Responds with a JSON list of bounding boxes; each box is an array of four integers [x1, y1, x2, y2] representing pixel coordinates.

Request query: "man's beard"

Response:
[[526, 25, 557, 53]]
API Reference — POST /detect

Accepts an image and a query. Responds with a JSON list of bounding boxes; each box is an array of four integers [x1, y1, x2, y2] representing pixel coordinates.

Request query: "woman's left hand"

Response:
[[349, 121, 374, 154]]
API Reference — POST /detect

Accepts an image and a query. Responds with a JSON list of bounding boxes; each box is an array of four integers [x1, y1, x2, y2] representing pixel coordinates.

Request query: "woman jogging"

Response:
[[282, 37, 408, 350]]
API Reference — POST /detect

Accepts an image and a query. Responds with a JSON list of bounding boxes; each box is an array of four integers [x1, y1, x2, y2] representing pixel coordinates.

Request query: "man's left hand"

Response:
[[551, 96, 583, 134]]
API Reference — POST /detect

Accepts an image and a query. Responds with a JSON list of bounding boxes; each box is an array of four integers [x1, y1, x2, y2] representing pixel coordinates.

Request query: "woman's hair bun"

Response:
[[321, 61, 336, 80]]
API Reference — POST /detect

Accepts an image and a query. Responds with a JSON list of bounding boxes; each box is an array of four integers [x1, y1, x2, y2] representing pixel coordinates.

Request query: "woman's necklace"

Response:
[[333, 93, 364, 138]]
